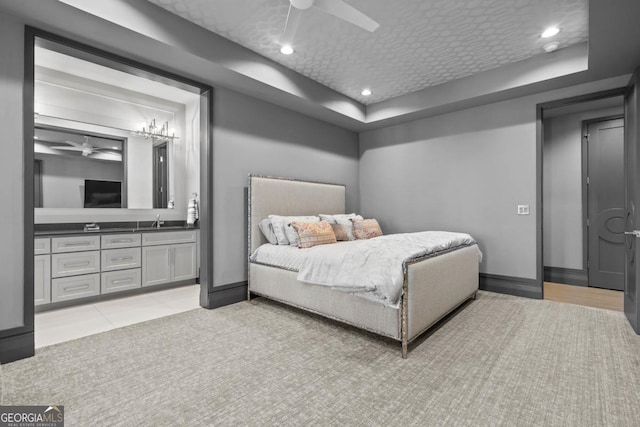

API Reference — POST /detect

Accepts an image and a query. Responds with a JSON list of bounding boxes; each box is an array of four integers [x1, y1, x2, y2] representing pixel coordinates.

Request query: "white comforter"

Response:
[[251, 231, 479, 307]]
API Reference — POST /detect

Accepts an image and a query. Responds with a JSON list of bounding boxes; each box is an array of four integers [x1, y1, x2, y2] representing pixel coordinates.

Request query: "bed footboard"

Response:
[[401, 244, 480, 358]]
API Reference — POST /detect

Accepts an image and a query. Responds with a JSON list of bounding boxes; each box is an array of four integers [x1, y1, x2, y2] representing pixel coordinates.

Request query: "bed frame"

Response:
[[248, 175, 479, 358]]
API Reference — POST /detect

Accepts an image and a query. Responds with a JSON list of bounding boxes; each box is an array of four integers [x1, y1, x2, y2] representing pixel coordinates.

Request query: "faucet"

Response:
[[151, 214, 163, 228]]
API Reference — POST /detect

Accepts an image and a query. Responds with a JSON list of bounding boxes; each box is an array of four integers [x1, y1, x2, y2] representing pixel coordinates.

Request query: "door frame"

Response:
[[537, 88, 627, 298]]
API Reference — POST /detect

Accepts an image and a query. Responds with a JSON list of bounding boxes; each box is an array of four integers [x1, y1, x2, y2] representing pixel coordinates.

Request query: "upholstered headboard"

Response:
[[248, 175, 346, 254]]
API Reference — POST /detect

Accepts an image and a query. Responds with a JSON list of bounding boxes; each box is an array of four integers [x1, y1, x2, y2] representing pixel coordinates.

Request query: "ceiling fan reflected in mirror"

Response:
[[281, 0, 379, 49], [52, 136, 119, 157]]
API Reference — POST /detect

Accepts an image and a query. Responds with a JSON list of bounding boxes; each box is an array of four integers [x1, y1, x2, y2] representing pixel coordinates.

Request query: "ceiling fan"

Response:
[[281, 0, 379, 47], [51, 136, 118, 157]]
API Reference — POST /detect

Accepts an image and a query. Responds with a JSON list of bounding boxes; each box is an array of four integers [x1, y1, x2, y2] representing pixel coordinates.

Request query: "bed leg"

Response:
[[472, 291, 478, 300], [402, 341, 408, 359]]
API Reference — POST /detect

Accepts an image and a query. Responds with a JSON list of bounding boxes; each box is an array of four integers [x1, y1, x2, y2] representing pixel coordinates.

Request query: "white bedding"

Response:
[[250, 231, 480, 308]]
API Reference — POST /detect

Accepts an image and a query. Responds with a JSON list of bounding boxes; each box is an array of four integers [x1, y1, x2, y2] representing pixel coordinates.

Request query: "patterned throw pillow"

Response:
[[291, 220, 337, 249], [351, 218, 383, 240]]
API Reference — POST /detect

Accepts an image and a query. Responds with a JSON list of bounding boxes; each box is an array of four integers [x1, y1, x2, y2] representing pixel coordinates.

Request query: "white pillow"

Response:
[[334, 214, 363, 241], [268, 215, 319, 245], [258, 218, 278, 245], [319, 213, 359, 224]]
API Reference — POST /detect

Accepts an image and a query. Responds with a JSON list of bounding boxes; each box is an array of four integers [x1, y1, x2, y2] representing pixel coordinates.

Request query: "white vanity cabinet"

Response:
[[142, 230, 197, 287], [35, 229, 197, 307], [34, 238, 51, 306]]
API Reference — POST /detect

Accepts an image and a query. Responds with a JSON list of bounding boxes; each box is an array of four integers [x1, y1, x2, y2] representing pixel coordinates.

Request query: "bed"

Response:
[[247, 175, 480, 358]]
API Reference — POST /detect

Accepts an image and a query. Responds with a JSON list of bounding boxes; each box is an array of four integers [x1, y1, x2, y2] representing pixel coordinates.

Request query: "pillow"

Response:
[[330, 223, 351, 241], [351, 218, 383, 240], [291, 220, 337, 249], [285, 217, 321, 246], [258, 218, 278, 245], [335, 214, 363, 241], [268, 215, 319, 245], [319, 213, 359, 224]]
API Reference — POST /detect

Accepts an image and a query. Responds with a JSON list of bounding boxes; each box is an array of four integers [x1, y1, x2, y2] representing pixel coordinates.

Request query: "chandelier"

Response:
[[132, 119, 178, 142]]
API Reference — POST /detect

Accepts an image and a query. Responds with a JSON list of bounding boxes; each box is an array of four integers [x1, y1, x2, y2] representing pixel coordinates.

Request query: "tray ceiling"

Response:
[[148, 0, 587, 105]]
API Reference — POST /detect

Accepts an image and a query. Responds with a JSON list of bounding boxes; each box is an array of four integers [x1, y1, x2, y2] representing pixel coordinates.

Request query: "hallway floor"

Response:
[[544, 281, 623, 312], [35, 284, 200, 348]]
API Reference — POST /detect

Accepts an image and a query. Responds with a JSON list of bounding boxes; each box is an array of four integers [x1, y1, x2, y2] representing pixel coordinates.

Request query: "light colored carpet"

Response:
[[1, 291, 640, 426]]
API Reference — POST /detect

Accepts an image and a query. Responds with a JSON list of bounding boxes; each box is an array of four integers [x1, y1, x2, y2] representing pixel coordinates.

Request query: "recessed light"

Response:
[[361, 89, 372, 96], [544, 42, 559, 53], [280, 45, 294, 55], [541, 27, 560, 38]]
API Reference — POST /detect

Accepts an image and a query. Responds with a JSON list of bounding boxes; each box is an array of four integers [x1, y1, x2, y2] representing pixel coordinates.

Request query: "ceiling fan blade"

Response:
[[313, 0, 379, 32], [281, 3, 304, 46], [64, 140, 85, 148], [51, 146, 84, 151]]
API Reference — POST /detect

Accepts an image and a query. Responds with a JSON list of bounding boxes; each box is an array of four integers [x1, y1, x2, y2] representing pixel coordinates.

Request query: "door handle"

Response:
[[624, 230, 640, 237]]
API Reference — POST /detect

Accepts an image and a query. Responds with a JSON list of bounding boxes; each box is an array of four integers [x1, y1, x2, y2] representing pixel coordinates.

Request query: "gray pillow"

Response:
[[258, 218, 278, 245]]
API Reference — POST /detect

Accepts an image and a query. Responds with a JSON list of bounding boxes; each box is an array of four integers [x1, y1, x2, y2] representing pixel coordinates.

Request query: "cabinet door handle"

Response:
[[63, 261, 91, 268], [111, 239, 133, 244], [64, 284, 90, 292], [111, 256, 133, 262], [112, 278, 133, 285], [62, 241, 92, 247]]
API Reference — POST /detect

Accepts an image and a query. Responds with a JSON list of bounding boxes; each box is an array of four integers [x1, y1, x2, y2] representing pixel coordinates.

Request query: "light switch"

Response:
[[517, 205, 530, 215]]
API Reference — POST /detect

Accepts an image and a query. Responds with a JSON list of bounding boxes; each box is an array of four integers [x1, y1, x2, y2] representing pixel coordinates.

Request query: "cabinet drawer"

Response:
[[101, 247, 141, 271], [52, 235, 100, 253], [34, 238, 51, 255], [52, 273, 100, 302], [52, 251, 100, 278], [142, 230, 197, 246], [102, 268, 141, 294], [101, 233, 141, 249]]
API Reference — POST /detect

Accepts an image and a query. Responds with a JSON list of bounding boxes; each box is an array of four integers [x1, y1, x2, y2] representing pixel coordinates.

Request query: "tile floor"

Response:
[[35, 284, 201, 348]]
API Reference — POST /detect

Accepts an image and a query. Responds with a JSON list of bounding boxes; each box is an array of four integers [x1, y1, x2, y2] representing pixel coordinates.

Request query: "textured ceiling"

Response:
[[147, 0, 588, 105]]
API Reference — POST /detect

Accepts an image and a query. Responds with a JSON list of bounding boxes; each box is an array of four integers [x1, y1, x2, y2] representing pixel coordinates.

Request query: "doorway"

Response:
[[541, 92, 626, 305], [15, 28, 215, 358], [153, 142, 169, 209]]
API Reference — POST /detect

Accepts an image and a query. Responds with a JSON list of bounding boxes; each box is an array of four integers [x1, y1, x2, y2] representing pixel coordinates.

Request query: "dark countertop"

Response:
[[34, 221, 199, 237]]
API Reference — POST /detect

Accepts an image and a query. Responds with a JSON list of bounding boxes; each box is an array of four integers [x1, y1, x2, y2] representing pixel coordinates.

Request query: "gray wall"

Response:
[[0, 13, 24, 330], [36, 153, 123, 208], [543, 105, 623, 269], [360, 97, 538, 279], [213, 88, 359, 286], [359, 81, 628, 281]]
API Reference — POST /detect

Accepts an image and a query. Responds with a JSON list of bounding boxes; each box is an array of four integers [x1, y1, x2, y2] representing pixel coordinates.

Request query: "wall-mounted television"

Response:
[[84, 179, 122, 208]]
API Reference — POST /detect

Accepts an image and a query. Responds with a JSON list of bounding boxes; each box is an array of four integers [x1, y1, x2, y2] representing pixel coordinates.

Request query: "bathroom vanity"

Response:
[[34, 224, 198, 308]]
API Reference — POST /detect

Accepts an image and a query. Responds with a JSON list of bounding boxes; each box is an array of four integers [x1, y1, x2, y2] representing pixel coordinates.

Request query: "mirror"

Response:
[[34, 125, 125, 208], [34, 42, 201, 211]]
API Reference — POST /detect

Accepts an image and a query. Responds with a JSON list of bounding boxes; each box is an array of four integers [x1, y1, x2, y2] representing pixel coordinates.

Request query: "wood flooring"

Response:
[[544, 281, 623, 312]]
